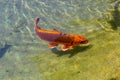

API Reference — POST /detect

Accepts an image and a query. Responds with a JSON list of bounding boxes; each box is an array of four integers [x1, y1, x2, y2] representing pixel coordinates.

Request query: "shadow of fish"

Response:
[[51, 44, 92, 58]]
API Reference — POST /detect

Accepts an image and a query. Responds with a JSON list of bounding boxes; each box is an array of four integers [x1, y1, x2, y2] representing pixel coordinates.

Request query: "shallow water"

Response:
[[0, 0, 120, 80]]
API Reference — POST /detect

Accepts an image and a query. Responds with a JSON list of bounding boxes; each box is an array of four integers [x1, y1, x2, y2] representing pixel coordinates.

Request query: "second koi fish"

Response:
[[35, 18, 88, 51]]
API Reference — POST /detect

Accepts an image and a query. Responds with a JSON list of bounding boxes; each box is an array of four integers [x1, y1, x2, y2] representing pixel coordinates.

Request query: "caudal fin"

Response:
[[35, 17, 41, 29]]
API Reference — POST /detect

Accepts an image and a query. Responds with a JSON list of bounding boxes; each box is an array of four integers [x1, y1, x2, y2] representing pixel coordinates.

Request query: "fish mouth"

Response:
[[80, 40, 88, 44]]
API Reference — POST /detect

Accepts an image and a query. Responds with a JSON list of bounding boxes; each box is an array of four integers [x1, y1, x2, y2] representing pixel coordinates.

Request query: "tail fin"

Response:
[[35, 17, 41, 29]]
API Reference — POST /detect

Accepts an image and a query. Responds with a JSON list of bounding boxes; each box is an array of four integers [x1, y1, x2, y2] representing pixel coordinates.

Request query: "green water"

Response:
[[0, 0, 120, 80]]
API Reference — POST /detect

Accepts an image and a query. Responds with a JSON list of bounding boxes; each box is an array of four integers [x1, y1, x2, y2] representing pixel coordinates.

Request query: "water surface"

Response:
[[0, 0, 120, 80]]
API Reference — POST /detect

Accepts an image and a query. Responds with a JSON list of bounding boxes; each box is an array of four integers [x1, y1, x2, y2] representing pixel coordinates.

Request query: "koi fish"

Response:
[[35, 18, 88, 51]]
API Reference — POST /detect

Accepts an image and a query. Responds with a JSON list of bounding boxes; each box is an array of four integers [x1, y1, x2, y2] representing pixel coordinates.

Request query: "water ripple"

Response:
[[0, 0, 111, 53]]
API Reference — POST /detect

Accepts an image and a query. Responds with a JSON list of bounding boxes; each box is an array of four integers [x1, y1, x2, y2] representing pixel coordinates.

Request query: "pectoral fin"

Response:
[[49, 43, 58, 49], [61, 44, 73, 51]]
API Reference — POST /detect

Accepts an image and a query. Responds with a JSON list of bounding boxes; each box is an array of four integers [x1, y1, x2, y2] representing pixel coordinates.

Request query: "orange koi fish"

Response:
[[35, 18, 88, 51]]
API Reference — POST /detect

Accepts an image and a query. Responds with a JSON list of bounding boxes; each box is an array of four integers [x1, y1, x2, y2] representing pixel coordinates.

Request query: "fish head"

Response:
[[78, 36, 88, 44], [74, 36, 88, 45]]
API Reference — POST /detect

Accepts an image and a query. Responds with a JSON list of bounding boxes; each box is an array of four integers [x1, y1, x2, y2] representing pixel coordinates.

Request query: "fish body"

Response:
[[35, 18, 88, 51]]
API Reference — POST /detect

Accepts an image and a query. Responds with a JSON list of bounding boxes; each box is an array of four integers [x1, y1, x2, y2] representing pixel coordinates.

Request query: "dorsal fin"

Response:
[[53, 29, 60, 32]]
